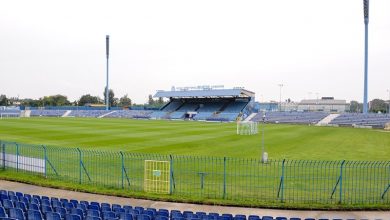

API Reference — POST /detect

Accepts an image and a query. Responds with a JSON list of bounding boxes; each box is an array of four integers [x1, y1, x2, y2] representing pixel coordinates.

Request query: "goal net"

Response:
[[0, 113, 20, 119], [237, 121, 258, 135]]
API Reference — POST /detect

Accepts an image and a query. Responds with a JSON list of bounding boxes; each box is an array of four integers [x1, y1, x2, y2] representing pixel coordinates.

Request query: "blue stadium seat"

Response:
[[86, 210, 100, 218], [32, 195, 41, 201], [77, 204, 87, 212], [64, 203, 75, 211], [102, 212, 116, 220], [54, 207, 67, 218], [41, 200, 51, 207], [90, 202, 100, 209], [9, 196, 18, 202], [262, 216, 274, 220], [41, 205, 53, 214], [24, 195, 31, 201], [18, 198, 28, 205], [0, 207, 7, 218], [27, 210, 43, 220], [134, 207, 144, 213], [31, 199, 40, 205], [15, 193, 23, 198], [275, 217, 287, 220], [65, 214, 82, 220], [70, 208, 84, 219], [136, 214, 151, 220], [70, 200, 79, 207], [89, 205, 100, 211], [156, 210, 169, 217], [233, 215, 246, 220], [221, 214, 233, 220], [28, 204, 39, 211], [155, 216, 168, 220], [2, 200, 14, 209], [51, 200, 62, 208], [112, 205, 121, 210], [60, 199, 69, 204], [118, 213, 133, 220], [9, 208, 25, 220], [80, 201, 89, 207], [45, 212, 61, 220], [14, 201, 27, 212], [85, 217, 102, 220]]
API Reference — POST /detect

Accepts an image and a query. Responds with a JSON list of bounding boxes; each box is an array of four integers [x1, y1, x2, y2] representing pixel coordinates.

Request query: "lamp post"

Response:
[[105, 35, 110, 111], [362, 0, 369, 114], [278, 84, 283, 111], [387, 89, 390, 114], [261, 111, 267, 163]]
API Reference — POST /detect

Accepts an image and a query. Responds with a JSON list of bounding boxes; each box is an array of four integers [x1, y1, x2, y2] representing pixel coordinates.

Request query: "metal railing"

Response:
[[0, 140, 389, 205]]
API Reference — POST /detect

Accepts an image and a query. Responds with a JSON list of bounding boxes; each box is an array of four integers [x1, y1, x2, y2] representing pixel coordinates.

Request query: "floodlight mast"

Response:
[[105, 35, 110, 110], [363, 0, 369, 114], [261, 111, 267, 163]]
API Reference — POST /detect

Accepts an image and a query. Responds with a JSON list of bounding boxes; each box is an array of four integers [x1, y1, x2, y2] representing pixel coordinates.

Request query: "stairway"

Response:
[[316, 114, 340, 126], [99, 111, 116, 118], [62, 110, 72, 117], [243, 113, 257, 122]]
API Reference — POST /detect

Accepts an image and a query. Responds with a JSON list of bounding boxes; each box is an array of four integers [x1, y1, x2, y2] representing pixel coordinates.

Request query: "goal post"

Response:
[[0, 113, 20, 119], [237, 121, 258, 135]]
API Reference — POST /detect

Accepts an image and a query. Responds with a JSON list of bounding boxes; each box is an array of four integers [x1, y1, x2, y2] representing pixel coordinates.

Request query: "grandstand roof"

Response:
[[154, 88, 254, 98]]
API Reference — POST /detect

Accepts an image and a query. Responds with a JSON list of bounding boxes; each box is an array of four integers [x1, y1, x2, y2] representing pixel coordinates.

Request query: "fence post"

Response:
[[281, 159, 286, 202], [42, 145, 47, 178], [339, 160, 346, 204], [223, 157, 227, 199], [77, 148, 82, 184], [120, 151, 124, 189], [16, 143, 19, 172], [169, 155, 173, 194], [1, 142, 5, 170]]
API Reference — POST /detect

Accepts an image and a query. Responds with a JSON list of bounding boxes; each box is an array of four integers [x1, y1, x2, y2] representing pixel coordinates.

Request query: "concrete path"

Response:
[[0, 180, 388, 220]]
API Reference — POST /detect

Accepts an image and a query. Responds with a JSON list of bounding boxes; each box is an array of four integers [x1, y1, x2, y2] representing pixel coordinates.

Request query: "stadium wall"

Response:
[[0, 141, 389, 207]]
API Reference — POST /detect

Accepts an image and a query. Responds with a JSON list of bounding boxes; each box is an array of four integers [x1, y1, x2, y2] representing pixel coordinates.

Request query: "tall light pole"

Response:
[[278, 84, 283, 111], [261, 111, 267, 163], [363, 0, 369, 114], [105, 35, 110, 110], [387, 89, 390, 114]]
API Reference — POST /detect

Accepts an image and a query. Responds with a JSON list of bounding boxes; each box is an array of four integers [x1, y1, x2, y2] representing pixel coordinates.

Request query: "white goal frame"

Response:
[[0, 113, 20, 119], [237, 121, 258, 135]]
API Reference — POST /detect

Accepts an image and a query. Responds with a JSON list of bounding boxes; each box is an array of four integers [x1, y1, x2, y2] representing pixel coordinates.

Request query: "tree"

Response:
[[350, 101, 362, 113], [103, 88, 117, 107], [78, 94, 102, 106], [0, 95, 8, 106], [148, 94, 155, 106], [158, 97, 164, 105], [370, 99, 387, 113], [42, 95, 70, 106], [119, 94, 132, 107]]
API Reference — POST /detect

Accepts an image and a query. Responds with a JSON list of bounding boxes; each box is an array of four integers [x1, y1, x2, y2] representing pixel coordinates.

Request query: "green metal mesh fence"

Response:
[[0, 140, 389, 205]]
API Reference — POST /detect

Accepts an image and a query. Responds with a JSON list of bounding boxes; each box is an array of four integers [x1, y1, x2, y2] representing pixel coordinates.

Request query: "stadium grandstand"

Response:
[[150, 86, 255, 121]]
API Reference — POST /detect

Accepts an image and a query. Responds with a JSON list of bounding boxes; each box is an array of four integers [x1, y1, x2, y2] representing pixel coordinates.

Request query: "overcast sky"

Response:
[[1, 0, 389, 104]]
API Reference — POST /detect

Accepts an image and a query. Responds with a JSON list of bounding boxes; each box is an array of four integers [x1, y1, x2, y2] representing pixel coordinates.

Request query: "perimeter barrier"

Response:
[[0, 140, 389, 205]]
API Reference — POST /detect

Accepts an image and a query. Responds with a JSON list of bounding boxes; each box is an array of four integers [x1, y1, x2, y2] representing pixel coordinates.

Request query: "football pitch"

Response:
[[0, 117, 389, 160]]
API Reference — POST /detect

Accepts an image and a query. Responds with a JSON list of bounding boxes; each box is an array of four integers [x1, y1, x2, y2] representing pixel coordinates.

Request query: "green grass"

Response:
[[1, 117, 390, 209], [0, 117, 389, 160]]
